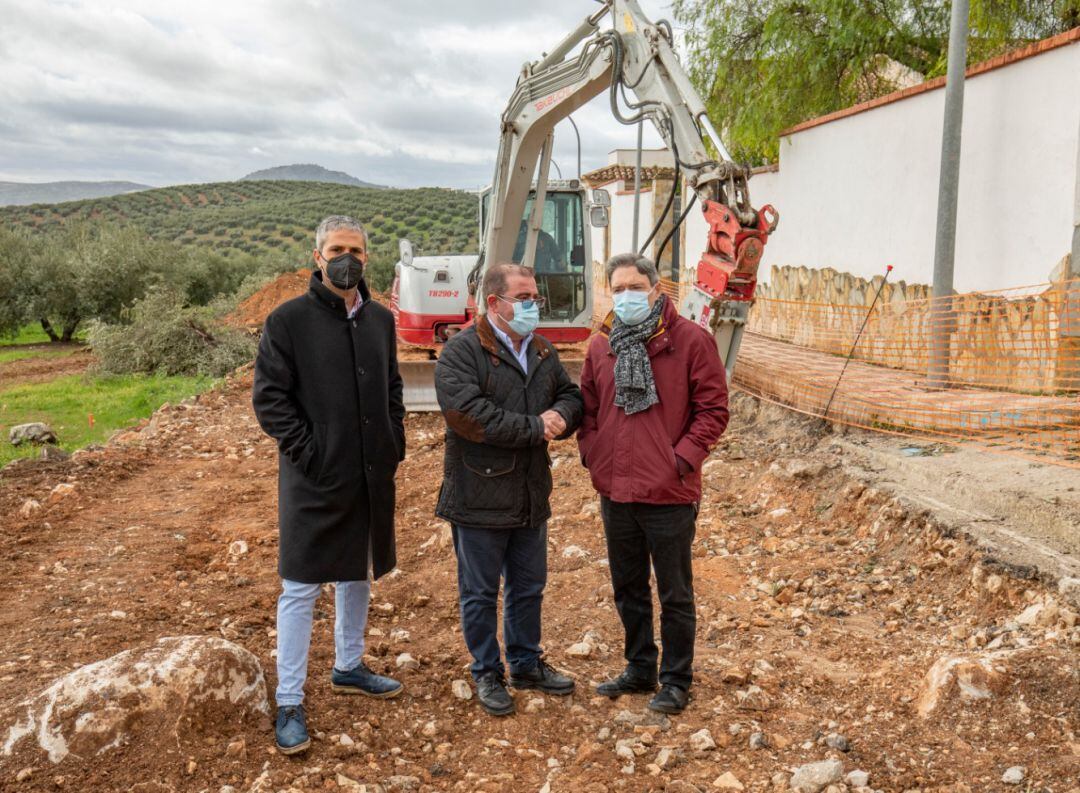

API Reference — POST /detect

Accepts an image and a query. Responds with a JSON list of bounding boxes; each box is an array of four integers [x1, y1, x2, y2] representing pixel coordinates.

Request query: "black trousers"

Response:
[[600, 497, 697, 689]]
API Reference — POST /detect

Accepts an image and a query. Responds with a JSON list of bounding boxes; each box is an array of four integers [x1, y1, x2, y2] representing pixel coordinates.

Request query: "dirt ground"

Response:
[[0, 345, 92, 388], [836, 431, 1080, 584], [0, 371, 1077, 793]]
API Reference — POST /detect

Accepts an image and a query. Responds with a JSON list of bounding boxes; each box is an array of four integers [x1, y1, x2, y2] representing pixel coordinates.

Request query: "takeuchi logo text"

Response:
[[535, 87, 573, 114]]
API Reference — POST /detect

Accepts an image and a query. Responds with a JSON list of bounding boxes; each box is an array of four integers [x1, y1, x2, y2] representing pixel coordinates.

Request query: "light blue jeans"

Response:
[[275, 578, 371, 707]]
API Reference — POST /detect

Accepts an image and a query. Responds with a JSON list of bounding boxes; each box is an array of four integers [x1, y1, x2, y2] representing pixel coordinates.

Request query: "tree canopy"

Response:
[[672, 0, 1080, 163]]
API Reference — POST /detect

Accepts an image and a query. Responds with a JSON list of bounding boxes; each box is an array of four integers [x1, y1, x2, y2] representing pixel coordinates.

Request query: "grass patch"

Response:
[[0, 372, 213, 467], [0, 323, 86, 346]]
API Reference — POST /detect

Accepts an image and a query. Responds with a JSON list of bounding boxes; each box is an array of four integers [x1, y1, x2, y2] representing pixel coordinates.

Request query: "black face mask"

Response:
[[320, 252, 365, 290]]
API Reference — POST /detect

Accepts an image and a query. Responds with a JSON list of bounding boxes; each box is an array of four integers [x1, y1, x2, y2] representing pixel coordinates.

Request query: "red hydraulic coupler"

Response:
[[695, 200, 779, 302]]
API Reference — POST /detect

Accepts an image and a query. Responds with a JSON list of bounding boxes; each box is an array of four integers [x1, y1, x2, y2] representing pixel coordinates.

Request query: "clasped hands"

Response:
[[539, 409, 566, 441]]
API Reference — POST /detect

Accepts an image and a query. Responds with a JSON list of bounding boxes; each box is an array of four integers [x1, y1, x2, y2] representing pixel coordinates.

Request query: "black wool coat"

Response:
[[252, 272, 405, 583], [434, 314, 584, 530]]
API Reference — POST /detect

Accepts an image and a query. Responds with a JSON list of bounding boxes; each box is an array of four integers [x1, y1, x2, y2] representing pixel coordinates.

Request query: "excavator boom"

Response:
[[394, 0, 777, 410]]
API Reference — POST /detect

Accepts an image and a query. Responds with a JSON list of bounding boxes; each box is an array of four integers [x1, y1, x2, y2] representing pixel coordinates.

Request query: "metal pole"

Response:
[[928, 0, 969, 388], [567, 116, 582, 180], [632, 119, 643, 252], [671, 181, 681, 281], [630, 118, 643, 251]]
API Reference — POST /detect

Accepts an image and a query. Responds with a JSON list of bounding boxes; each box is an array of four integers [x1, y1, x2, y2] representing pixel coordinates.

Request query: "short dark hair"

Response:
[[606, 253, 659, 286], [482, 263, 535, 305]]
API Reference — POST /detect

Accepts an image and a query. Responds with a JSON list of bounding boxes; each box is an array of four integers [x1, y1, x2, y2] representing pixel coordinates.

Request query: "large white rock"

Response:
[[1, 636, 269, 764], [1014, 595, 1064, 628], [565, 642, 593, 659], [915, 652, 1011, 718], [450, 679, 472, 700], [688, 728, 716, 752], [1001, 766, 1026, 785], [789, 759, 844, 793]]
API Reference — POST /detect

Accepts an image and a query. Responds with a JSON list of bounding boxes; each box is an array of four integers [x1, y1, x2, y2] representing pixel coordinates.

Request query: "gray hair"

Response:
[[315, 215, 366, 252], [606, 252, 659, 286]]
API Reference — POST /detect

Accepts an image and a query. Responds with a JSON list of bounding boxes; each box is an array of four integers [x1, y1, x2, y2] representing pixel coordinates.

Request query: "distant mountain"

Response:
[[0, 180, 152, 206], [240, 164, 385, 189]]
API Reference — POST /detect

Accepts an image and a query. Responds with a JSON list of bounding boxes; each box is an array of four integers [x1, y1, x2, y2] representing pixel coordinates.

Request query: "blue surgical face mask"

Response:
[[613, 286, 655, 326], [500, 299, 540, 336]]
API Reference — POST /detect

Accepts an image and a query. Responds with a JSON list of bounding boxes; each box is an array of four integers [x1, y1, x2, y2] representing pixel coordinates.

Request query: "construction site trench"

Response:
[[1, 361, 1078, 793]]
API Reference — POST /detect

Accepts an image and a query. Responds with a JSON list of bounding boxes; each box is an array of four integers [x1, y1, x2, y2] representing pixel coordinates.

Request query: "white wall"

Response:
[[623, 39, 1080, 293], [753, 40, 1080, 292], [610, 188, 658, 259]]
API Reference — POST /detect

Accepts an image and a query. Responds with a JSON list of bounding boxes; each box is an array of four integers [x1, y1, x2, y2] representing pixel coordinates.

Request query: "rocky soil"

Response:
[[0, 372, 1077, 793]]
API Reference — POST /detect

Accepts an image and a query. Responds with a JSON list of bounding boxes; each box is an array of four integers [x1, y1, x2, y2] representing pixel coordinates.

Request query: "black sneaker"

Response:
[[509, 658, 575, 695], [596, 668, 658, 698], [648, 684, 689, 714], [475, 671, 515, 716]]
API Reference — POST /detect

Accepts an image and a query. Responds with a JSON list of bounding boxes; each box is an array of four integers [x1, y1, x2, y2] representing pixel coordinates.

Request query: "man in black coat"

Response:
[[252, 215, 406, 755], [434, 263, 584, 716]]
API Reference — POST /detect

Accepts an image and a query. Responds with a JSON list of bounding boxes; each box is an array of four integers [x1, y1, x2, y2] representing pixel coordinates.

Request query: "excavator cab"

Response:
[[479, 182, 591, 331]]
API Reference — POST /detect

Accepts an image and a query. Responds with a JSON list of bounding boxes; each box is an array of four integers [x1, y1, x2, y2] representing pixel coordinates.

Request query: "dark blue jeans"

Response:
[[451, 522, 547, 680], [600, 498, 697, 689]]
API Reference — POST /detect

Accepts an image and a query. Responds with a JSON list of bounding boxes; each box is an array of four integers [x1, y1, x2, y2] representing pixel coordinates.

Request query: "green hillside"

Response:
[[0, 180, 480, 287]]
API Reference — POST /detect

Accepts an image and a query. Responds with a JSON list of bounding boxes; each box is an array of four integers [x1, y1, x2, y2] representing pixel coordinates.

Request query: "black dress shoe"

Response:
[[648, 684, 689, 714], [596, 669, 658, 698], [476, 671, 515, 716], [509, 658, 575, 695]]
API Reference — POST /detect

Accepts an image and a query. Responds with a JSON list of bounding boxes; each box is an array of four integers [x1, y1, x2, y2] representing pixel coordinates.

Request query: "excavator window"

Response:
[[479, 189, 586, 322], [513, 192, 585, 322]]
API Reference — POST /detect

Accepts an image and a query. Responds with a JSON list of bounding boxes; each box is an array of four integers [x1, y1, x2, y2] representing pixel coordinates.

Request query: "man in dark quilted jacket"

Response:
[[434, 263, 583, 716]]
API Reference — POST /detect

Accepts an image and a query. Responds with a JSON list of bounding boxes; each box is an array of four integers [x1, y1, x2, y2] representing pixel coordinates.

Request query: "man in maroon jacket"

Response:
[[577, 253, 729, 714]]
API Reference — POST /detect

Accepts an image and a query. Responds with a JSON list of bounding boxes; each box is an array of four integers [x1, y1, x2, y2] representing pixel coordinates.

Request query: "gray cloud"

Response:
[[0, 0, 676, 188]]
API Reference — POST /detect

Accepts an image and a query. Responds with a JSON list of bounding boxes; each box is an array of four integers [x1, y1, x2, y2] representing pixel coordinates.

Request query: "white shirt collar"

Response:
[[490, 318, 532, 373]]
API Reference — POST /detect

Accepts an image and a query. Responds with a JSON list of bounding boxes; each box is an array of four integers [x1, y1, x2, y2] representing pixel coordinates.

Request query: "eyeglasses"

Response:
[[497, 295, 546, 310]]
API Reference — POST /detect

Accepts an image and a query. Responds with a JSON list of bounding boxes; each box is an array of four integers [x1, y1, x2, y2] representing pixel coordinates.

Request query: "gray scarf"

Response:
[[609, 295, 665, 415]]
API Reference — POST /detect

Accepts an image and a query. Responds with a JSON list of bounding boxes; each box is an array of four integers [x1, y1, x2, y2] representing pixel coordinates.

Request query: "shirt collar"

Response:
[[346, 290, 363, 319], [490, 319, 532, 356]]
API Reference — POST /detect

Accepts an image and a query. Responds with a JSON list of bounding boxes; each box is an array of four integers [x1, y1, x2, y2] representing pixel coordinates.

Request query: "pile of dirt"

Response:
[[1, 378, 1077, 792], [229, 269, 313, 329], [230, 270, 389, 330]]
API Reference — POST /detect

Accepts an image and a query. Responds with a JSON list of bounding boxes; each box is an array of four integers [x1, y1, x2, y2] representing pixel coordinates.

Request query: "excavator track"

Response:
[[400, 357, 586, 412]]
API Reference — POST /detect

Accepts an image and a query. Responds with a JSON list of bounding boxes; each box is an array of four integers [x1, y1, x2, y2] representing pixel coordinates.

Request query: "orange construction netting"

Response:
[[732, 278, 1080, 467]]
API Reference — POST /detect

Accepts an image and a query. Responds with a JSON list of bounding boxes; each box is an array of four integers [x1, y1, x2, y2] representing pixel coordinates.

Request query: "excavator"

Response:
[[391, 0, 778, 410]]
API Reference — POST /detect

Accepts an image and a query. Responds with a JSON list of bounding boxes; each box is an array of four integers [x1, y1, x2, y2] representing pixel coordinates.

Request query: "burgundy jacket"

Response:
[[577, 296, 729, 504]]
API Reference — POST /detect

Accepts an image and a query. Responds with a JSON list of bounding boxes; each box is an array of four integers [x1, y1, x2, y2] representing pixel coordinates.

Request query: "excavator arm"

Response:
[[473, 0, 778, 378]]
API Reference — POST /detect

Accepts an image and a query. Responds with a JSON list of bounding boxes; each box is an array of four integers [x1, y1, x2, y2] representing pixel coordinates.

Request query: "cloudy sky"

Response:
[[0, 0, 681, 189]]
